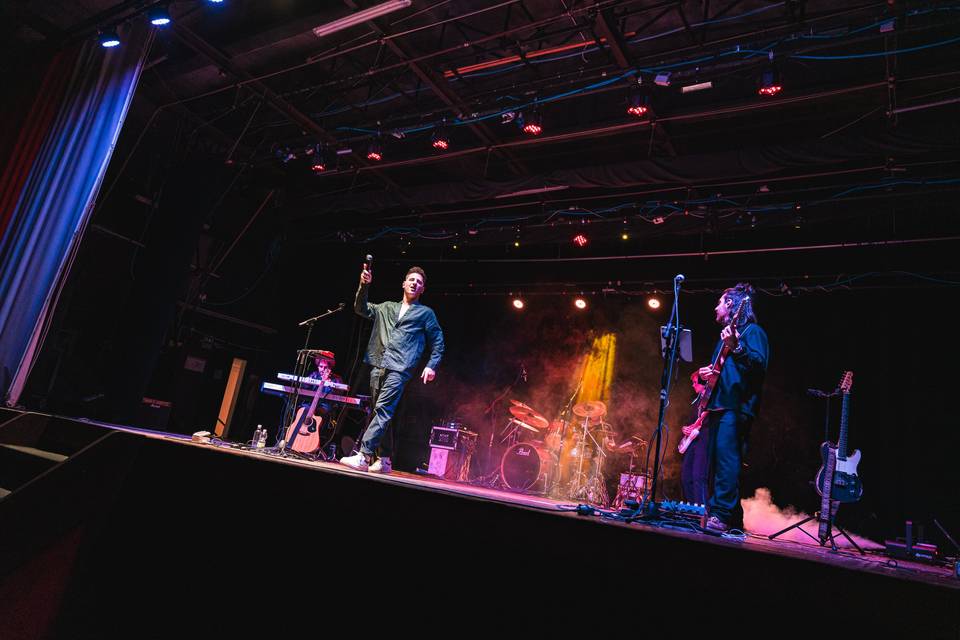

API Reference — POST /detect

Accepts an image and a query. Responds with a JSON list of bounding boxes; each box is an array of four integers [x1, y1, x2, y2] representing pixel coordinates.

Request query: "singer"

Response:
[[696, 283, 769, 533], [340, 265, 445, 474]]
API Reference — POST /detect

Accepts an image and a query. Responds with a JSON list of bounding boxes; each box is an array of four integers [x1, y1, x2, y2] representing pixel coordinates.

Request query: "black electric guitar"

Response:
[[816, 371, 862, 542], [678, 295, 751, 454]]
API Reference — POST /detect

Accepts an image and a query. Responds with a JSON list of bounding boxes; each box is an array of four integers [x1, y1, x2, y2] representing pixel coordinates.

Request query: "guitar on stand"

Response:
[[815, 370, 863, 548], [677, 295, 751, 455], [768, 370, 863, 553], [281, 379, 330, 455]]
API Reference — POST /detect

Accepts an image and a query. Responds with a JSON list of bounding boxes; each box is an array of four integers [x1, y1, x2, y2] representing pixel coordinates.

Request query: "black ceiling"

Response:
[[6, 0, 960, 255]]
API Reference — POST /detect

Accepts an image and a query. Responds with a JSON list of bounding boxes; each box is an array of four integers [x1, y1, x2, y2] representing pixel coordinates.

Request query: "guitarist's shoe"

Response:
[[369, 457, 392, 474], [705, 515, 729, 533], [340, 452, 370, 472]]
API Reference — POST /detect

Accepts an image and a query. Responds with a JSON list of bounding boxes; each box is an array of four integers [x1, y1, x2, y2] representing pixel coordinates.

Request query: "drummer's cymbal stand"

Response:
[[471, 419, 523, 488], [566, 416, 610, 507]]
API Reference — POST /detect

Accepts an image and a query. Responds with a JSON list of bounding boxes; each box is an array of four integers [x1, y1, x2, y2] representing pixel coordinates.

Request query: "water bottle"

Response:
[[252, 425, 262, 448], [257, 427, 268, 449]]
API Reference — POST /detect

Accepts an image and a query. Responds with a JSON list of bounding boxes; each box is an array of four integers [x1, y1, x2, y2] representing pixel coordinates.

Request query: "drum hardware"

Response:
[[611, 434, 648, 510], [565, 401, 611, 507]]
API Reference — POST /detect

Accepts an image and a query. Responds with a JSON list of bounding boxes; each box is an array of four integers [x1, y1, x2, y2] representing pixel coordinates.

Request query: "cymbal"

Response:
[[573, 400, 607, 420], [508, 405, 548, 429], [615, 435, 648, 453], [510, 418, 540, 433]]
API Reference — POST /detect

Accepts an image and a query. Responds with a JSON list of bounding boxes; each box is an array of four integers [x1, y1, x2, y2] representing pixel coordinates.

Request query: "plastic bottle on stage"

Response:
[[252, 425, 262, 448], [256, 426, 268, 449]]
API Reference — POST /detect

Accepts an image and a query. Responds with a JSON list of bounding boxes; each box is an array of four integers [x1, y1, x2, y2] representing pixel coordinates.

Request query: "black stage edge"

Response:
[[0, 411, 957, 638]]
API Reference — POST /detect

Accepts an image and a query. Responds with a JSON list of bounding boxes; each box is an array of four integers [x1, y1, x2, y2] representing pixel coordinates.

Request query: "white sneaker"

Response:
[[369, 457, 392, 474], [339, 452, 369, 471]]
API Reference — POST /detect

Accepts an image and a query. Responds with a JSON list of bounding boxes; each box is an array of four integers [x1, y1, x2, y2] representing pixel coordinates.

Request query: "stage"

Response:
[[0, 410, 957, 638]]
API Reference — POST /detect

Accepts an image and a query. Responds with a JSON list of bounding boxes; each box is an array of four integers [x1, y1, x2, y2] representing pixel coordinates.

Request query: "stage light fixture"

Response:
[[147, 6, 172, 26], [99, 30, 121, 48], [431, 127, 450, 151], [310, 144, 330, 172], [312, 0, 411, 39], [512, 298, 525, 310], [207, 0, 225, 3], [647, 297, 661, 310], [574, 297, 587, 310], [366, 138, 383, 162], [621, 232, 629, 240], [573, 234, 588, 247], [758, 58, 783, 96], [521, 110, 542, 136]]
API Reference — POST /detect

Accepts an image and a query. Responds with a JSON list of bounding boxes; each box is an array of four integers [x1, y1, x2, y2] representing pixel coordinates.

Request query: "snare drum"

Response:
[[500, 442, 556, 493]]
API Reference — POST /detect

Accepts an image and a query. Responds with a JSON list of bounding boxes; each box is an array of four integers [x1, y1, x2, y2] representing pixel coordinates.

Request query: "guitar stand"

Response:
[[768, 508, 865, 555]]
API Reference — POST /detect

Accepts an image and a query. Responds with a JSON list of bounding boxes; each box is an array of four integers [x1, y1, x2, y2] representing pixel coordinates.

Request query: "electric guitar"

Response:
[[816, 371, 862, 503], [678, 295, 751, 454], [282, 378, 330, 454], [816, 371, 861, 544]]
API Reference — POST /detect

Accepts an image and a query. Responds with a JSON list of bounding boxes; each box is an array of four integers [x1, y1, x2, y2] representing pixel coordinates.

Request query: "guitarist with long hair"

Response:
[[698, 283, 769, 533], [681, 372, 710, 505]]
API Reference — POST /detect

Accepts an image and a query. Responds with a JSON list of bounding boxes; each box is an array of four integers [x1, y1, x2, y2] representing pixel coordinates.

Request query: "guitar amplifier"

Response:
[[428, 425, 476, 451], [427, 426, 477, 481]]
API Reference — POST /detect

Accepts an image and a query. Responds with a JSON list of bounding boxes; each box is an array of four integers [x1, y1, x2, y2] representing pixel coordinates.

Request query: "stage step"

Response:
[[0, 443, 63, 493], [0, 412, 110, 500]]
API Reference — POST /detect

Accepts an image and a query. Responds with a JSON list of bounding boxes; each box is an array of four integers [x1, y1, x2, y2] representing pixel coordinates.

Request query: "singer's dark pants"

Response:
[[681, 423, 709, 505], [359, 366, 413, 459], [706, 410, 752, 526]]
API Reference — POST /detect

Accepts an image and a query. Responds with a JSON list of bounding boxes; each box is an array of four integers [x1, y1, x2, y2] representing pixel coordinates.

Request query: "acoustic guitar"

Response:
[[283, 379, 330, 454]]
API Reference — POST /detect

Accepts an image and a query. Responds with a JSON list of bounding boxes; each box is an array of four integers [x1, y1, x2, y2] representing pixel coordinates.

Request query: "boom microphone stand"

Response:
[[639, 274, 686, 519], [274, 303, 345, 453]]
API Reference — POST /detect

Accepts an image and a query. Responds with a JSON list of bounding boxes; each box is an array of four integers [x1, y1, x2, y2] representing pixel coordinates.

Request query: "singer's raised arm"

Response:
[[355, 280, 375, 319]]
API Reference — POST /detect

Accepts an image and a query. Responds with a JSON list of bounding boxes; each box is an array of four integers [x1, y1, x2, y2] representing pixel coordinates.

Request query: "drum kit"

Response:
[[489, 397, 647, 506]]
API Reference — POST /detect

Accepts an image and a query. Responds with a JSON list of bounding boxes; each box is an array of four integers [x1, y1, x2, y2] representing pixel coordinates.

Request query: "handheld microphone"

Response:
[[364, 254, 373, 272]]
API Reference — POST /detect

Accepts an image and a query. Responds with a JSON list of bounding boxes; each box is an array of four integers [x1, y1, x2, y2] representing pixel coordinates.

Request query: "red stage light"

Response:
[[311, 162, 326, 173], [366, 151, 382, 161], [758, 84, 783, 96], [573, 234, 588, 247], [522, 122, 542, 135], [574, 298, 587, 310], [627, 104, 649, 117], [512, 298, 525, 310], [432, 137, 449, 150]]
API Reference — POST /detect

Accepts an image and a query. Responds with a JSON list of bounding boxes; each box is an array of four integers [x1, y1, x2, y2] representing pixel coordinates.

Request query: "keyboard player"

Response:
[[300, 350, 343, 417]]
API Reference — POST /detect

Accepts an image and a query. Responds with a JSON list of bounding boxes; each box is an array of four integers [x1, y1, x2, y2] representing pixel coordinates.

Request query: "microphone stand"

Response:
[[550, 373, 584, 498], [639, 277, 684, 520], [475, 370, 523, 486], [276, 303, 346, 452]]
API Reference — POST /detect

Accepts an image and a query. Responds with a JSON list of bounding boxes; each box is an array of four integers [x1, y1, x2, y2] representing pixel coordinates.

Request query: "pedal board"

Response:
[[658, 500, 707, 518]]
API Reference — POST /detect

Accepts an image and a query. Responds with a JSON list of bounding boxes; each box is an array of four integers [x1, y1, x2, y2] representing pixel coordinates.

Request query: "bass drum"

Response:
[[500, 442, 556, 493]]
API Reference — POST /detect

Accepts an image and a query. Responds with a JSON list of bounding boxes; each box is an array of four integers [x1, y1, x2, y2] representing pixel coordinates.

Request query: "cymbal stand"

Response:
[[548, 374, 584, 498], [612, 449, 642, 510], [567, 416, 610, 507], [471, 419, 521, 488]]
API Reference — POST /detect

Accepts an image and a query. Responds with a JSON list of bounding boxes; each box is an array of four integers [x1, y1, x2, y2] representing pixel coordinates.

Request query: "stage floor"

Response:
[[93, 419, 958, 591]]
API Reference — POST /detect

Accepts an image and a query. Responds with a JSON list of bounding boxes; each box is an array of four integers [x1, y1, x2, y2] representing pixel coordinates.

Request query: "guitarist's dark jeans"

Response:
[[359, 367, 413, 459], [681, 425, 709, 505], [706, 410, 753, 526]]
